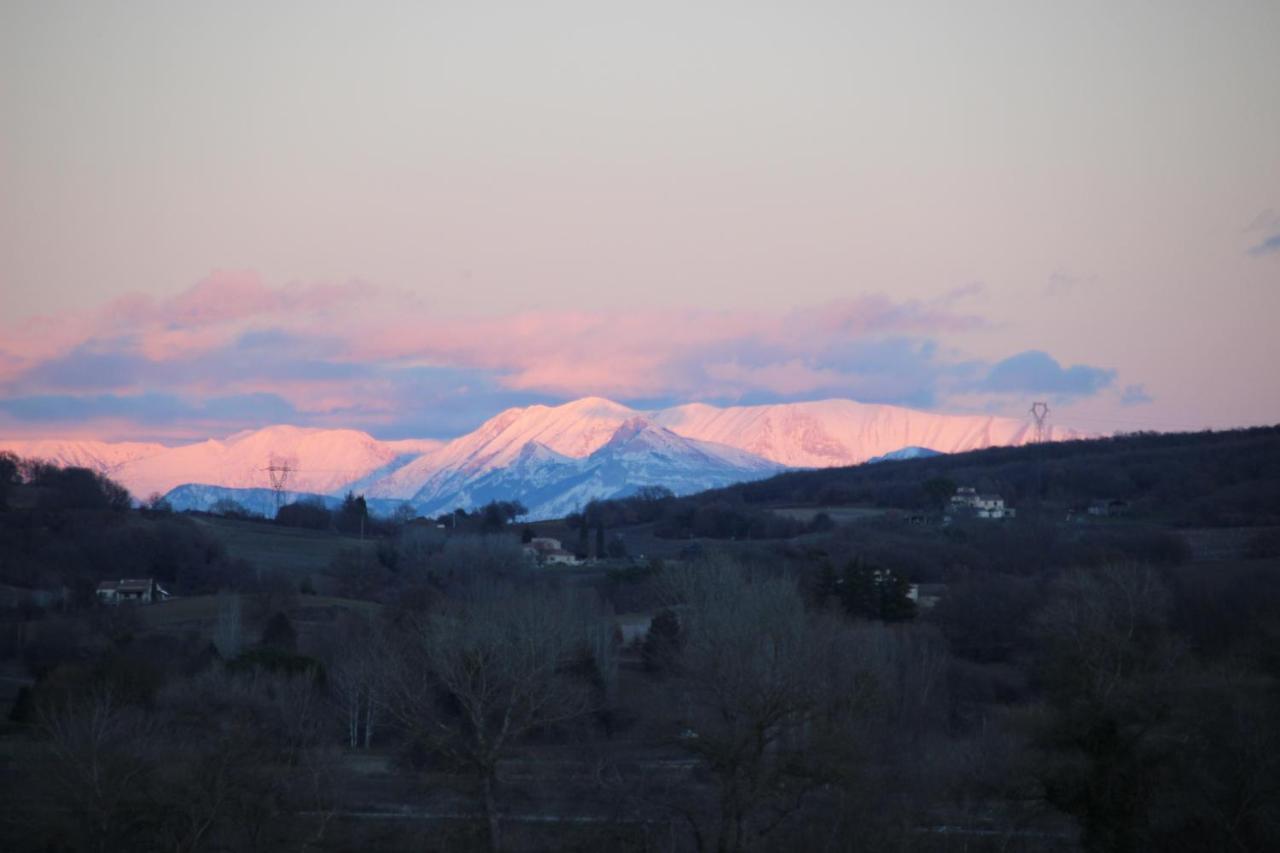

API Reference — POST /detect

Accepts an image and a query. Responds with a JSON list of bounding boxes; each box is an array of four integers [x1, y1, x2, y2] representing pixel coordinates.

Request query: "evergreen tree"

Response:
[[595, 521, 606, 559], [336, 491, 369, 535], [878, 568, 918, 622], [576, 516, 590, 559], [840, 558, 880, 619], [813, 558, 840, 608]]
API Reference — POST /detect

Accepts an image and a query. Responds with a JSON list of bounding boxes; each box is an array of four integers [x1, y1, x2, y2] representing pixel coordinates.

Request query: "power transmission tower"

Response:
[[1029, 401, 1050, 444], [263, 455, 295, 514], [1029, 402, 1050, 506]]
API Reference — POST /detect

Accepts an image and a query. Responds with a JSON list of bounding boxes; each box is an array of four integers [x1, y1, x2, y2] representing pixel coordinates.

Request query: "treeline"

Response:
[[0, 452, 130, 513], [567, 487, 833, 543], [268, 495, 527, 536], [717, 426, 1280, 525], [0, 454, 256, 603]]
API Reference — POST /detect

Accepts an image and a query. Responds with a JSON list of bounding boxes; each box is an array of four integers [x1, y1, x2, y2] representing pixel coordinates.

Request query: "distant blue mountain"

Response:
[[163, 483, 407, 518], [863, 446, 943, 464]]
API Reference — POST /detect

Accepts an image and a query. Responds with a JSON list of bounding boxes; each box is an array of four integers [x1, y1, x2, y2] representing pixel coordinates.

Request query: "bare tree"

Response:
[[330, 618, 389, 749], [662, 560, 872, 852], [381, 584, 606, 852], [1035, 561, 1181, 705], [1032, 562, 1187, 852], [38, 688, 156, 853]]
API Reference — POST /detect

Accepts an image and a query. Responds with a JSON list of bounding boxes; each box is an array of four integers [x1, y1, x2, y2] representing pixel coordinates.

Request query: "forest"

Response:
[[0, 431, 1278, 853]]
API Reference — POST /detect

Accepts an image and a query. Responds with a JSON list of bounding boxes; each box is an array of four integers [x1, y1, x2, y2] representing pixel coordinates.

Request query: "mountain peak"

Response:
[[606, 415, 658, 444], [554, 396, 635, 417]]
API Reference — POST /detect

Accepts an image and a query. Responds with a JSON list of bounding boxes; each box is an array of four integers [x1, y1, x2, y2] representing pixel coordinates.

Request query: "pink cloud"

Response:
[[703, 359, 851, 396], [1, 272, 1002, 434]]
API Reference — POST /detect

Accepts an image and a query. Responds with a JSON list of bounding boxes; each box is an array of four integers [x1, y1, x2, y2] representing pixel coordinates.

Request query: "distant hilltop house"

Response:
[[1066, 498, 1132, 522], [96, 578, 170, 605], [949, 486, 1016, 520], [522, 537, 582, 566]]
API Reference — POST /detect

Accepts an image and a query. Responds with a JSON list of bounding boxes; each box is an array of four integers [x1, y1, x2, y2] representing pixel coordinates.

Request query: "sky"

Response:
[[1, 1, 1278, 442]]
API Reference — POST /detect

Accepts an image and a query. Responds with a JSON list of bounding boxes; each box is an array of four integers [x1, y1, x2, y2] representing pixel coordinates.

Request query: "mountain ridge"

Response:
[[0, 396, 1090, 518]]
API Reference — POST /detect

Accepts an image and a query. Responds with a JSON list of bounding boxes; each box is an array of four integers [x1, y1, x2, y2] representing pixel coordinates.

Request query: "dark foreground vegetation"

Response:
[[578, 425, 1280, 541], [1, 429, 1278, 852]]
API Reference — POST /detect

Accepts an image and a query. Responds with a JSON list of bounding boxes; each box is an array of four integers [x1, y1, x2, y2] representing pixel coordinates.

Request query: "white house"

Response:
[[542, 549, 582, 566], [949, 487, 1015, 520], [96, 578, 169, 605]]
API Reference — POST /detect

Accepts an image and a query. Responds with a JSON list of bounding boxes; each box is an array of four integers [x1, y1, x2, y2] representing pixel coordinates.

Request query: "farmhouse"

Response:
[[521, 537, 583, 566], [96, 578, 168, 605], [949, 487, 1016, 520]]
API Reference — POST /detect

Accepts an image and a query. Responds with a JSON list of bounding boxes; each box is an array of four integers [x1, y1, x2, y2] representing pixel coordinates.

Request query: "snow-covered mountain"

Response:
[[652, 399, 1083, 467], [1, 396, 1089, 519], [365, 397, 641, 500], [0, 427, 440, 500], [0, 438, 168, 475], [864, 446, 945, 464], [402, 417, 783, 519], [161, 484, 407, 518]]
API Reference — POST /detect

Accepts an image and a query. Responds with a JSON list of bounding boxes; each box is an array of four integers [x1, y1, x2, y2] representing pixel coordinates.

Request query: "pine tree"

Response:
[[840, 558, 880, 619], [577, 516, 590, 559], [878, 569, 918, 622]]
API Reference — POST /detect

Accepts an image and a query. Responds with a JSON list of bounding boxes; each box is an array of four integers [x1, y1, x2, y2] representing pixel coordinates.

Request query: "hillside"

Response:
[[671, 425, 1280, 528]]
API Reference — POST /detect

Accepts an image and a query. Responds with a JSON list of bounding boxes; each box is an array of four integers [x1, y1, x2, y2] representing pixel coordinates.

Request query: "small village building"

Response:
[[522, 537, 582, 565], [542, 549, 581, 566], [96, 578, 168, 605], [949, 487, 1015, 520]]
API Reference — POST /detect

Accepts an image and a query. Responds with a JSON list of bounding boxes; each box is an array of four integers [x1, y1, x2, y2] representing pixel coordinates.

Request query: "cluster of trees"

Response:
[[811, 557, 918, 622], [0, 456, 256, 603], [7, 642, 335, 851], [274, 492, 374, 535], [0, 452, 131, 512], [426, 501, 529, 534], [570, 490, 833, 544]]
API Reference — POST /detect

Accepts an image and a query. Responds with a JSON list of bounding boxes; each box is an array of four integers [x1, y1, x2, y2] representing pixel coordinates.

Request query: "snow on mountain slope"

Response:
[[116, 426, 441, 498], [652, 399, 1086, 467], [2, 428, 441, 500], [406, 418, 784, 520], [864, 446, 944, 464], [0, 438, 168, 475], [366, 397, 640, 499]]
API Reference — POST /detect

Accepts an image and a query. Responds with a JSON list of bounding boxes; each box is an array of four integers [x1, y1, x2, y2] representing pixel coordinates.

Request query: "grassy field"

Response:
[[155, 593, 380, 650], [192, 515, 379, 576], [770, 505, 890, 524]]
